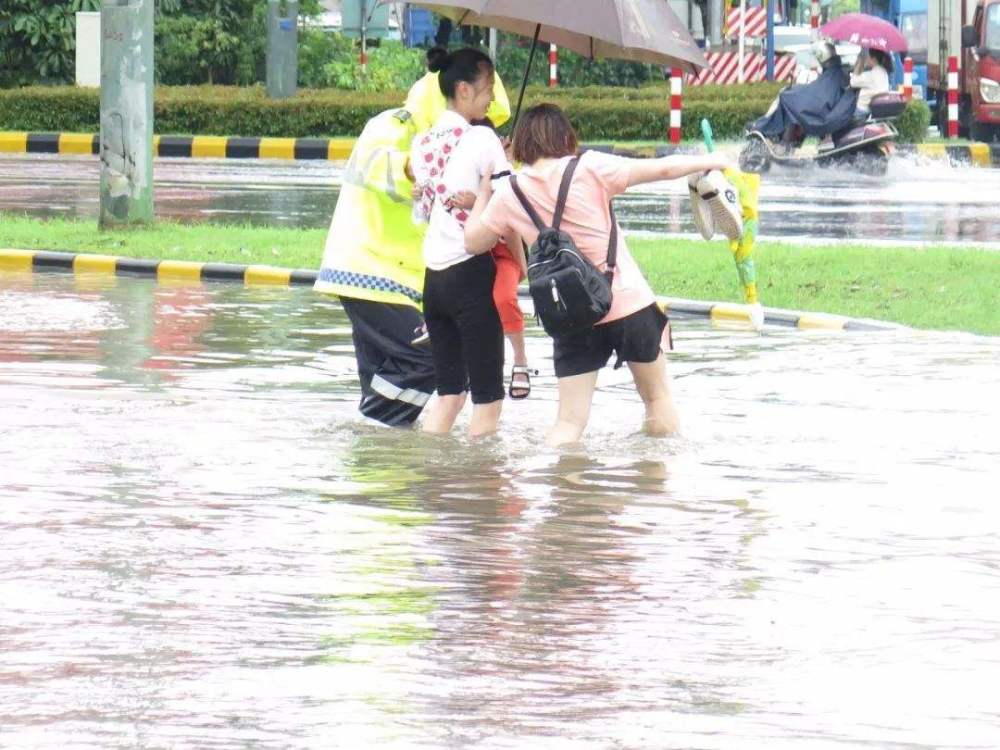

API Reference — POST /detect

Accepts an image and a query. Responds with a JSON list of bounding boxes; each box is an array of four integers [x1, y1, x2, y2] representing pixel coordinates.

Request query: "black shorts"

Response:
[[340, 297, 436, 426], [553, 303, 669, 378], [423, 253, 504, 404]]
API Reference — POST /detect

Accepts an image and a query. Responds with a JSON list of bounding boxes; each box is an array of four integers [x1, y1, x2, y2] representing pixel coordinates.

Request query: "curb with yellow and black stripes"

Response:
[[0, 247, 902, 332], [1, 131, 998, 167]]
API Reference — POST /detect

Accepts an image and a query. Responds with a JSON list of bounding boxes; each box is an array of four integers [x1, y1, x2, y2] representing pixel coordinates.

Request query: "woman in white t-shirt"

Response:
[[851, 49, 892, 116], [410, 48, 521, 437]]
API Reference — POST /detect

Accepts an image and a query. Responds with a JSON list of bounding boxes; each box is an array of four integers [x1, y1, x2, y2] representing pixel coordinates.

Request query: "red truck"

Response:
[[929, 0, 1000, 140]]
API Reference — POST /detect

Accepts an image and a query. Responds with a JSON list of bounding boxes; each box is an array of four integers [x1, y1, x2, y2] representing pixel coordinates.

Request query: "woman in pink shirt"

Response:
[[464, 104, 730, 446]]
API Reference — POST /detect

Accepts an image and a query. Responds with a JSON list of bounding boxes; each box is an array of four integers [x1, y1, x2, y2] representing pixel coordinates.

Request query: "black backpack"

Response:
[[509, 157, 618, 338]]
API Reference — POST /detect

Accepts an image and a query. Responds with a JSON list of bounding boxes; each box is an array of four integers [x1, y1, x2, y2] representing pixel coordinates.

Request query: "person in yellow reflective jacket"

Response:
[[314, 48, 510, 427]]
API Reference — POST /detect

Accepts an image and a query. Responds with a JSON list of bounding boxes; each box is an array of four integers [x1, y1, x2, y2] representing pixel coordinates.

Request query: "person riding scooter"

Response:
[[751, 39, 859, 153]]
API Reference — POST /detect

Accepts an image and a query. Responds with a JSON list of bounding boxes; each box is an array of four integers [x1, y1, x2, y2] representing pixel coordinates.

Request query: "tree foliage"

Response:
[[0, 0, 100, 86]]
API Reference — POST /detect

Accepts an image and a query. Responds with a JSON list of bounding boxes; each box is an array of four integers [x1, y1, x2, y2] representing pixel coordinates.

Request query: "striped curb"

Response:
[[0, 132, 654, 162], [654, 142, 1000, 167], [1, 247, 902, 332], [1, 132, 998, 167], [895, 142, 1000, 168], [0, 132, 357, 161]]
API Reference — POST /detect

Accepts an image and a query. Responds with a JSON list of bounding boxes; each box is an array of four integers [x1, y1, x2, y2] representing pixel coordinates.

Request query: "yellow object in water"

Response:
[[723, 168, 761, 305]]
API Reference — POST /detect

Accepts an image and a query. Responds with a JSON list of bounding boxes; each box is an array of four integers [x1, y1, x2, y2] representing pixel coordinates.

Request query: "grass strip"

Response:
[[2, 213, 997, 335]]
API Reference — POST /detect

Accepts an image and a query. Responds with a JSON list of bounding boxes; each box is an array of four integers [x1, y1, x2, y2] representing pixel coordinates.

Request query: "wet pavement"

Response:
[[2, 152, 999, 245]]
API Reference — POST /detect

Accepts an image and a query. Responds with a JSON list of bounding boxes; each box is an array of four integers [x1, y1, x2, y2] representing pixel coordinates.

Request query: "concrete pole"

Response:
[[710, 0, 724, 46], [267, 0, 299, 98], [99, 0, 154, 228]]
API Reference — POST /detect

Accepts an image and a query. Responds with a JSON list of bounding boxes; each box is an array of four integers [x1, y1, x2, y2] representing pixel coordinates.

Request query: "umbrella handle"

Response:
[[509, 24, 542, 136], [700, 118, 715, 153]]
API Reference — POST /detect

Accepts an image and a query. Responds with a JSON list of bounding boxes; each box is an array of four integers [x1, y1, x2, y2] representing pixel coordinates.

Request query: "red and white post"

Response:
[[548, 44, 558, 88], [811, 0, 820, 32], [947, 55, 959, 138], [902, 56, 913, 99], [669, 67, 682, 145]]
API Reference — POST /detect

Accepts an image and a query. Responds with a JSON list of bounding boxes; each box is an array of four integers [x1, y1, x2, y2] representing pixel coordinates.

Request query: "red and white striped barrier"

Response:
[[724, 6, 767, 38], [670, 68, 682, 144], [947, 55, 959, 138], [811, 0, 820, 30], [686, 51, 798, 86], [549, 44, 558, 88], [902, 56, 913, 99], [360, 38, 367, 75]]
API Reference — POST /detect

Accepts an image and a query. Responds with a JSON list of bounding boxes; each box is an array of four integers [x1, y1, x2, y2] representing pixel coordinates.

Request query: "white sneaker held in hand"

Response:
[[688, 171, 715, 241], [697, 170, 743, 242]]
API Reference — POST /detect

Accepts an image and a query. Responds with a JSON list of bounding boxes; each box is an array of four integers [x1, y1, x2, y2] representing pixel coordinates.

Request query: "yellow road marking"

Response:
[[0, 249, 34, 271], [191, 136, 228, 158], [797, 313, 847, 330], [0, 132, 28, 152], [157, 260, 204, 282], [73, 254, 118, 275], [245, 265, 292, 285], [259, 138, 296, 160], [59, 133, 95, 155]]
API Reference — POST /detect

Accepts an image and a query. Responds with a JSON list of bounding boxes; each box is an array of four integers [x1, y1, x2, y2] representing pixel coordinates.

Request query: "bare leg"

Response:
[[469, 399, 503, 438], [421, 393, 466, 434], [626, 354, 679, 436], [507, 332, 527, 368], [547, 371, 599, 446]]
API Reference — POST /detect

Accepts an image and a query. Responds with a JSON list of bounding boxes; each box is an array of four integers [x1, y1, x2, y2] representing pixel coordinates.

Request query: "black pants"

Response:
[[341, 297, 436, 427], [423, 253, 505, 404]]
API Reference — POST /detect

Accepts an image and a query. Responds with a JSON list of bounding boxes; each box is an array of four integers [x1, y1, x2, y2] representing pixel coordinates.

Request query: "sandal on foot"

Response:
[[508, 365, 534, 400]]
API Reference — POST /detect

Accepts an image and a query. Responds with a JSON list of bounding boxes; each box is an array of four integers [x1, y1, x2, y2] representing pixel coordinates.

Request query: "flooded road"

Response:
[[2, 152, 999, 245], [2, 273, 999, 748]]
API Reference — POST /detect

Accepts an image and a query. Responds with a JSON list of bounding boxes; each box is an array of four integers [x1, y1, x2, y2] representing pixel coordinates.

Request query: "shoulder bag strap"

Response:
[[551, 156, 580, 231], [605, 201, 619, 281], [509, 175, 547, 232]]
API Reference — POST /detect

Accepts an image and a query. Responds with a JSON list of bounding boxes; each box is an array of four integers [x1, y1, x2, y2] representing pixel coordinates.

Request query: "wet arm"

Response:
[[625, 153, 732, 188]]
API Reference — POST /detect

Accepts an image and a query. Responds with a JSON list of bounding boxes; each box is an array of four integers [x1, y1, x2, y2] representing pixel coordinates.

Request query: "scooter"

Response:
[[739, 92, 907, 177]]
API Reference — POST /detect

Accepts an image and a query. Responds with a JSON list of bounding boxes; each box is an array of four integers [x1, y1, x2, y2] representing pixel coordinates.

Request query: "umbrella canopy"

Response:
[[388, 0, 707, 73], [820, 13, 908, 53]]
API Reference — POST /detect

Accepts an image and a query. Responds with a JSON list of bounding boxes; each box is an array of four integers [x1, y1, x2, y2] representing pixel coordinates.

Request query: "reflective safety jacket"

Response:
[[314, 108, 426, 308]]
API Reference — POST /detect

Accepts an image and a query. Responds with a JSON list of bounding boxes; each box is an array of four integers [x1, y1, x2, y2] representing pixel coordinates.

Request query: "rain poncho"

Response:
[[752, 59, 859, 139], [314, 108, 426, 308]]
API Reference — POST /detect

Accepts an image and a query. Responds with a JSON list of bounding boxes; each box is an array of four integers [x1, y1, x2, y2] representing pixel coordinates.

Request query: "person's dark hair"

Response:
[[869, 49, 893, 74], [425, 46, 448, 73], [470, 116, 496, 131], [437, 47, 494, 99], [512, 104, 579, 165]]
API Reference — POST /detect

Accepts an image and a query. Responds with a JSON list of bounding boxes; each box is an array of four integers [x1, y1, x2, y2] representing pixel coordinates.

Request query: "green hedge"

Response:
[[0, 84, 929, 143]]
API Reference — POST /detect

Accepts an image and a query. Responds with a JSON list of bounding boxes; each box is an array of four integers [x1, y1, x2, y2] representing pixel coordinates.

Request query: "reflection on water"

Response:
[[1, 274, 999, 748], [3, 153, 1000, 244]]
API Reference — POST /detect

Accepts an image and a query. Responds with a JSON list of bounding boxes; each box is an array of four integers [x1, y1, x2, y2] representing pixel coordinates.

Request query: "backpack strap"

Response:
[[551, 156, 580, 231], [509, 175, 546, 232]]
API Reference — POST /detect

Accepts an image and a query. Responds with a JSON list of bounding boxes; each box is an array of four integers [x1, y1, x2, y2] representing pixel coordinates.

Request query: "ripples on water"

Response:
[[1, 274, 999, 748]]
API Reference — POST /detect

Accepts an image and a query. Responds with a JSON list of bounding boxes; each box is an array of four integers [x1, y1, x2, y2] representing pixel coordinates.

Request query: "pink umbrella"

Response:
[[820, 12, 908, 52]]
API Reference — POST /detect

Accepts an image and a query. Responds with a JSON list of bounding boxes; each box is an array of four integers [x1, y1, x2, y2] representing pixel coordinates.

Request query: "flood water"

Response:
[[2, 273, 999, 748], [2, 153, 1000, 245]]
